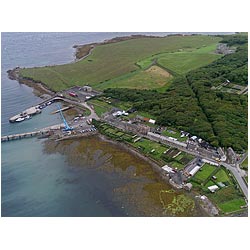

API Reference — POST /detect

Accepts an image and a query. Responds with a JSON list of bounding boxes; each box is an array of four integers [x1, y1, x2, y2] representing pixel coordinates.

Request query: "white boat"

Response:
[[16, 117, 25, 122], [24, 115, 31, 120]]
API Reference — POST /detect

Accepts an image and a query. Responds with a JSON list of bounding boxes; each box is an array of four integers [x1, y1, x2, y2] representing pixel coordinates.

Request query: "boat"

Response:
[[15, 117, 25, 122], [24, 115, 31, 120]]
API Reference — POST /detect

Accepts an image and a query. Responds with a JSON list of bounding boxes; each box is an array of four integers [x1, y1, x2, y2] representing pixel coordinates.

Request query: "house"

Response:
[[189, 166, 200, 176], [183, 183, 193, 191], [208, 185, 219, 193], [143, 117, 150, 122], [149, 119, 156, 124], [190, 135, 197, 141], [82, 85, 92, 92], [202, 159, 219, 166], [227, 147, 237, 163], [218, 147, 227, 162], [112, 110, 128, 117], [162, 165, 175, 173]]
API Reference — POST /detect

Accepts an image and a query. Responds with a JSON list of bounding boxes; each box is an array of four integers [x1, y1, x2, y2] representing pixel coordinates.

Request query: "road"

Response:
[[52, 96, 99, 121], [238, 152, 248, 165], [221, 162, 248, 199]]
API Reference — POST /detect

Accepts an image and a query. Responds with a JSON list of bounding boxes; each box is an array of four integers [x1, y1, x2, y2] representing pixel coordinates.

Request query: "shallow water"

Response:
[[42, 136, 207, 216]]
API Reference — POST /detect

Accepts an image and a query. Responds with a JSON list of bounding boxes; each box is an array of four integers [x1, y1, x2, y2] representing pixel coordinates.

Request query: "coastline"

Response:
[[43, 134, 209, 216], [7, 34, 163, 97], [73, 34, 162, 60], [55, 131, 221, 216], [5, 34, 245, 217], [94, 134, 218, 216], [7, 67, 55, 98]]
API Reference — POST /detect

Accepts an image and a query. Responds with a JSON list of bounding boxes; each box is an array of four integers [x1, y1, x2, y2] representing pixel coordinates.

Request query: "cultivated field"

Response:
[[19, 35, 221, 91]]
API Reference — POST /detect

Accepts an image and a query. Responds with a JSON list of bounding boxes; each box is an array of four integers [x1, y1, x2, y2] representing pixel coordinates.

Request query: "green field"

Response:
[[158, 52, 221, 75], [87, 99, 111, 116], [19, 35, 221, 91], [214, 168, 232, 184], [137, 44, 221, 75], [217, 198, 246, 213], [96, 65, 173, 90], [134, 138, 169, 160], [194, 163, 217, 182], [207, 186, 246, 214]]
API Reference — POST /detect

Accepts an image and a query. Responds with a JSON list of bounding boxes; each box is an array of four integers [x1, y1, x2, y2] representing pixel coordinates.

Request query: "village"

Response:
[[2, 84, 248, 215]]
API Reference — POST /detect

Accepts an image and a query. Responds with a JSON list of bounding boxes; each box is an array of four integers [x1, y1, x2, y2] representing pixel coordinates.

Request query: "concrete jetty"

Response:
[[50, 105, 73, 114], [1, 123, 63, 142], [9, 106, 42, 123]]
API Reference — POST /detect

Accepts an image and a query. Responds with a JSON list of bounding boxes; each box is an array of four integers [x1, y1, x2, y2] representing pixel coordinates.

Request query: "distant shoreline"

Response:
[[7, 34, 165, 96], [6, 33, 214, 95]]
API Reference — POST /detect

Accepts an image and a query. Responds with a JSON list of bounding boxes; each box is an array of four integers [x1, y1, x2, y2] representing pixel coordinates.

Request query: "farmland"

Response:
[[19, 35, 221, 91]]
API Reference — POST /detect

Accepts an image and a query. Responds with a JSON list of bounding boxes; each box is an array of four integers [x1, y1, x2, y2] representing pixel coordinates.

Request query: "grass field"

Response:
[[137, 44, 221, 75], [214, 168, 232, 184], [134, 138, 169, 160], [97, 65, 173, 90], [156, 44, 221, 75], [19, 35, 221, 91], [194, 163, 217, 182], [217, 198, 246, 213], [87, 99, 111, 116], [207, 186, 246, 214], [189, 164, 247, 214]]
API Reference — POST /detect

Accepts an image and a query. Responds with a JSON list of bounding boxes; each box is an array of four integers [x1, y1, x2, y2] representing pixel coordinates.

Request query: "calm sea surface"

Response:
[[1, 32, 230, 216]]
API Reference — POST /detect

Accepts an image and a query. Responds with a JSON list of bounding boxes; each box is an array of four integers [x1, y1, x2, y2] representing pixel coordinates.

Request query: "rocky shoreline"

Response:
[[7, 34, 163, 97], [7, 67, 55, 98]]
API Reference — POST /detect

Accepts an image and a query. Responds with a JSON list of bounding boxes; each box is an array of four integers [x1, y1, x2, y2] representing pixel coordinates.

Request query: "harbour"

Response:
[[3, 32, 189, 217]]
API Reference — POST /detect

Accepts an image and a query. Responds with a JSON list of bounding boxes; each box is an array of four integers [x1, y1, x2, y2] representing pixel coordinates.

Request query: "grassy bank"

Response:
[[19, 35, 221, 91]]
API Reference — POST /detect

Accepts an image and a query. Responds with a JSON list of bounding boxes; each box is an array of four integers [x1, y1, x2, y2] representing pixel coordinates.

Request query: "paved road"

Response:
[[238, 152, 248, 165], [221, 162, 248, 199], [53, 96, 99, 121]]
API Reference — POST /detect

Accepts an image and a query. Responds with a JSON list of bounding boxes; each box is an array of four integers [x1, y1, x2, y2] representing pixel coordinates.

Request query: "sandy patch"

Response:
[[145, 65, 171, 78]]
